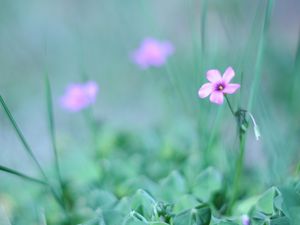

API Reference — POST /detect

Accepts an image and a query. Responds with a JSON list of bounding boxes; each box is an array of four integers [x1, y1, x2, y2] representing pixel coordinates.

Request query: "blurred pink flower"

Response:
[[60, 81, 99, 112], [132, 38, 174, 69], [198, 67, 240, 105], [242, 215, 250, 225]]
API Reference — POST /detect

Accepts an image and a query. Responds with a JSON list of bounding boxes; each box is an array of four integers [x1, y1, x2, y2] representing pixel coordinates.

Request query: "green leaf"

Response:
[[235, 195, 260, 215], [270, 216, 290, 225], [80, 216, 105, 225], [214, 222, 239, 225], [173, 194, 199, 214], [251, 210, 269, 225], [256, 187, 277, 215], [87, 190, 117, 210], [193, 204, 211, 225], [159, 171, 186, 202], [149, 223, 169, 225], [279, 186, 300, 224], [102, 210, 125, 225], [117, 176, 158, 197], [114, 197, 132, 215], [192, 167, 222, 202], [173, 204, 211, 225], [172, 209, 193, 225], [122, 217, 147, 225], [131, 189, 156, 219]]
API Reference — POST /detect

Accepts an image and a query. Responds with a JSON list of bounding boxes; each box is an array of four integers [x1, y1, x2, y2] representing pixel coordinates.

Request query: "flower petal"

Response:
[[222, 67, 235, 83], [223, 83, 240, 94], [161, 41, 175, 55], [209, 91, 224, 104], [206, 70, 222, 83], [84, 81, 99, 99], [198, 83, 213, 98], [60, 81, 99, 112]]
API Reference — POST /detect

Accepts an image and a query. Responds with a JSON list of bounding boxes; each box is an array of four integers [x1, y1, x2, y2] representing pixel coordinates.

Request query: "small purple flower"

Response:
[[242, 215, 250, 225], [60, 81, 99, 112], [132, 38, 174, 69], [198, 67, 240, 105]]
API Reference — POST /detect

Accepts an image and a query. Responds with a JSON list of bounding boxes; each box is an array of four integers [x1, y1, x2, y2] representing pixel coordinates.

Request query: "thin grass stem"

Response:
[[45, 75, 64, 189], [0, 95, 48, 180], [197, 0, 208, 99], [0, 94, 68, 214], [227, 132, 246, 214], [164, 64, 191, 114], [247, 0, 274, 111], [45, 76, 74, 224], [0, 165, 47, 186]]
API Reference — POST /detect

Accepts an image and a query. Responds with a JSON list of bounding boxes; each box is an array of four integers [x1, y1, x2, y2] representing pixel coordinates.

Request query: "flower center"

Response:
[[216, 83, 225, 91]]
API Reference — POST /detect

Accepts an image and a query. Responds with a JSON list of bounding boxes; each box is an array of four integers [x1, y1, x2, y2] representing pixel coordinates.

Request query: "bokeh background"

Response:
[[0, 0, 300, 223]]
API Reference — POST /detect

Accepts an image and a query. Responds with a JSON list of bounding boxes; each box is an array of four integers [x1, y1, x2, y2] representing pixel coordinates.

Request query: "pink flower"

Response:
[[132, 38, 174, 69], [241, 215, 250, 225], [198, 67, 240, 105], [60, 81, 99, 112]]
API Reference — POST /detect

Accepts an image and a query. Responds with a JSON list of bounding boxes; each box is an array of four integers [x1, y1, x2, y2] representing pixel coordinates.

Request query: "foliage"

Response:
[[0, 0, 299, 225]]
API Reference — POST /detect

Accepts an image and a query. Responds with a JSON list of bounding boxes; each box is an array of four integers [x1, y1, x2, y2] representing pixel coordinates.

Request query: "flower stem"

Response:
[[224, 95, 248, 214], [227, 128, 247, 214], [224, 95, 235, 116], [84, 107, 99, 157], [83, 107, 107, 187]]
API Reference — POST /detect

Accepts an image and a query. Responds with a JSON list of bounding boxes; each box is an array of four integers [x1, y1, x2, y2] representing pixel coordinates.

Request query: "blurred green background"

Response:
[[0, 0, 300, 224]]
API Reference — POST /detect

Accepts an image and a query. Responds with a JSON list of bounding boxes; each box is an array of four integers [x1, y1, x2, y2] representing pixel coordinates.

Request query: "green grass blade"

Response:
[[196, 0, 210, 141], [237, 1, 263, 106], [0, 165, 47, 185], [0, 95, 48, 180], [247, 0, 275, 111], [0, 95, 67, 211], [44, 76, 74, 220], [290, 30, 300, 106], [197, 0, 208, 90], [45, 75, 63, 186]]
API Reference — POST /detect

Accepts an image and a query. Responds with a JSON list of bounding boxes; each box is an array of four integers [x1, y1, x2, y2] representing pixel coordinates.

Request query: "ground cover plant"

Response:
[[0, 0, 300, 225]]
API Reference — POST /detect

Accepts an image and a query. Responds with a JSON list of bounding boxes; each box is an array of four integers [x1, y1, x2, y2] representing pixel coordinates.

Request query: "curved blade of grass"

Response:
[[197, 0, 208, 95], [236, 1, 263, 106], [0, 165, 46, 185], [45, 75, 63, 187], [0, 95, 48, 180], [0, 95, 65, 210], [45, 76, 73, 219], [196, 0, 210, 143], [164, 63, 191, 114], [290, 29, 300, 106], [43, 44, 70, 214], [247, 0, 275, 111]]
